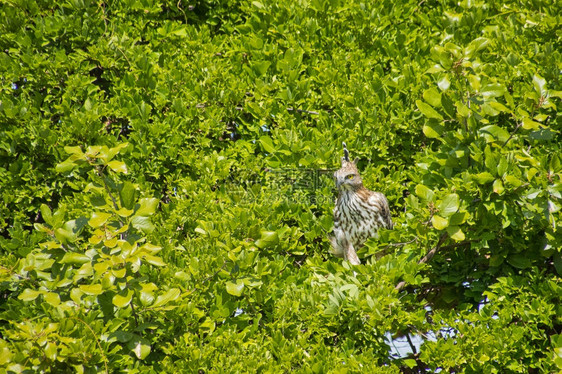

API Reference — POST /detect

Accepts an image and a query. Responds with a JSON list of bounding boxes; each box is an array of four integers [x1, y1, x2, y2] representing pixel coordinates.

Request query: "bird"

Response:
[[329, 142, 393, 265]]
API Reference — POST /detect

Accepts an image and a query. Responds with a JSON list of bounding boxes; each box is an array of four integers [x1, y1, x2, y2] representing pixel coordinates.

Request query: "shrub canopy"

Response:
[[0, 0, 561, 372]]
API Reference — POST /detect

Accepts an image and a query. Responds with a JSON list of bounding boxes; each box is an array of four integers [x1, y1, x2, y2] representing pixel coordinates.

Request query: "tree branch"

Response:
[[395, 233, 448, 292]]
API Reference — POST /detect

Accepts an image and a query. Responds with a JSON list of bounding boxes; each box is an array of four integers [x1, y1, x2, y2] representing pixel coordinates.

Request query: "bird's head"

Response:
[[334, 142, 363, 191]]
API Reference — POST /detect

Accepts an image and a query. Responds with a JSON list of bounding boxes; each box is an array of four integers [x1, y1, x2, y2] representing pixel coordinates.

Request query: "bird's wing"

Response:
[[369, 192, 393, 229]]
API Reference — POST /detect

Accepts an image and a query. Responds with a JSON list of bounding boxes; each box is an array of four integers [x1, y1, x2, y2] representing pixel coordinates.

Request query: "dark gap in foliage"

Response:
[[102, 116, 132, 140], [89, 65, 111, 97]]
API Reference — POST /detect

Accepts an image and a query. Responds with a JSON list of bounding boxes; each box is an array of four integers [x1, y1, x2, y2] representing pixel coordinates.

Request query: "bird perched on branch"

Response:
[[330, 143, 393, 265]]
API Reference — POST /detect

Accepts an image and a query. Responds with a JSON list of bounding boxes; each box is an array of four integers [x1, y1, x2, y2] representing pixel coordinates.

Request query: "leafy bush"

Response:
[[0, 0, 560, 372]]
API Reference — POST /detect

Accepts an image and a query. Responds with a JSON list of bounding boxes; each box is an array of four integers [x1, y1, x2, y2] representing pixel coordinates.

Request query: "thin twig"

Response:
[[200, 260, 228, 284], [176, 0, 188, 24], [502, 121, 523, 148]]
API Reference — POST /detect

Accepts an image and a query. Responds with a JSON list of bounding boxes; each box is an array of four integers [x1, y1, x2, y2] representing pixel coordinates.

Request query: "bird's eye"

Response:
[[346, 174, 355, 180]]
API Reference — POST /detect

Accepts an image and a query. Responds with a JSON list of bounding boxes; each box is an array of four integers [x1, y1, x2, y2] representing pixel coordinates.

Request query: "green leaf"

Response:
[[431, 215, 448, 230], [152, 288, 181, 308], [40, 204, 53, 225], [440, 94, 456, 117], [44, 292, 61, 306], [522, 117, 541, 130], [107, 160, 128, 174], [447, 225, 465, 241], [64, 146, 83, 155], [140, 243, 162, 254], [423, 120, 444, 139], [403, 359, 417, 369], [252, 60, 270, 76], [135, 198, 159, 216], [107, 143, 129, 160], [415, 184, 434, 201], [113, 289, 134, 308], [497, 158, 508, 176], [226, 280, 245, 296], [259, 136, 275, 153], [505, 175, 522, 188], [479, 125, 510, 143], [465, 37, 489, 57], [18, 289, 42, 301], [481, 83, 506, 99], [439, 194, 459, 217], [88, 212, 112, 228], [128, 336, 151, 360], [423, 88, 442, 107], [111, 330, 134, 343], [488, 101, 511, 113], [131, 216, 155, 233], [139, 285, 157, 307], [437, 75, 450, 91], [255, 230, 279, 249], [493, 179, 505, 195], [34, 223, 52, 234], [79, 284, 103, 295], [55, 161, 76, 173], [489, 255, 504, 267], [120, 181, 137, 210], [553, 252, 562, 276], [532, 74, 547, 97], [456, 102, 470, 117], [449, 211, 468, 226], [507, 254, 532, 269], [416, 100, 443, 120], [199, 318, 216, 334], [474, 172, 495, 184], [117, 207, 134, 217], [144, 255, 166, 267], [60, 252, 90, 265]]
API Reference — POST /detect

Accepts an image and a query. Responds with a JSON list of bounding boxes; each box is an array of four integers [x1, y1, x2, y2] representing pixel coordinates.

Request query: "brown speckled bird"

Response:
[[330, 143, 393, 265]]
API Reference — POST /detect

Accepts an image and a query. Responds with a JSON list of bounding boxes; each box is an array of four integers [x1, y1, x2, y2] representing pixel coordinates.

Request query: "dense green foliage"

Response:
[[1, 0, 561, 372]]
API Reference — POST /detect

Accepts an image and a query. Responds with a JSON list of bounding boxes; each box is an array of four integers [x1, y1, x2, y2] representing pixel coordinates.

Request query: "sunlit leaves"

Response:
[[254, 230, 279, 249], [431, 215, 448, 230], [152, 288, 181, 309], [226, 280, 245, 296], [79, 284, 103, 295], [131, 216, 154, 233], [107, 160, 128, 174], [439, 194, 459, 217], [415, 184, 434, 201], [479, 125, 510, 144], [416, 100, 443, 120], [18, 289, 42, 301], [135, 198, 159, 216], [1, 0, 560, 373], [113, 289, 134, 308], [60, 252, 90, 265], [88, 212, 112, 228]]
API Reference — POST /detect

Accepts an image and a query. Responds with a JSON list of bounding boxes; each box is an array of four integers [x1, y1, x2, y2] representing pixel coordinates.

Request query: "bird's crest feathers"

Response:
[[340, 142, 359, 169], [342, 142, 350, 162]]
